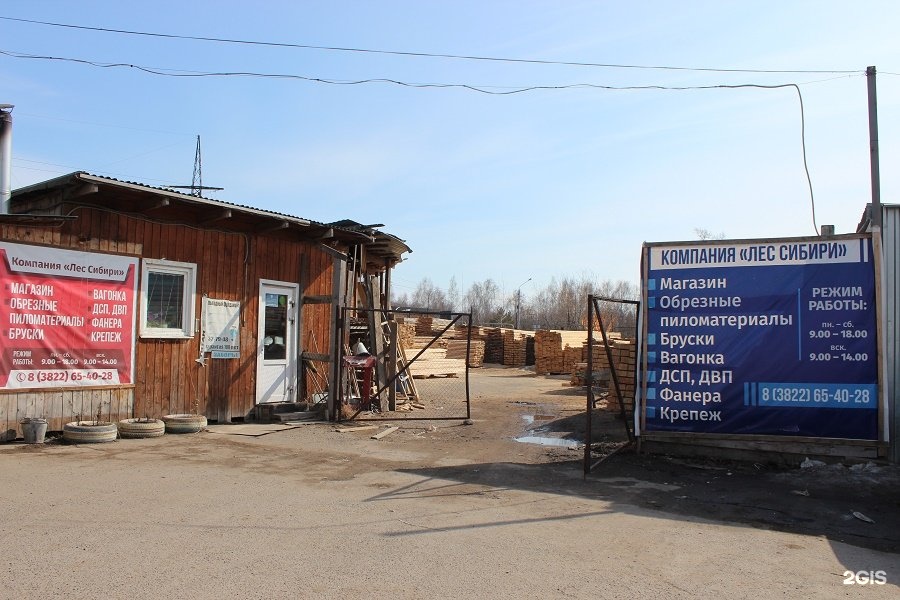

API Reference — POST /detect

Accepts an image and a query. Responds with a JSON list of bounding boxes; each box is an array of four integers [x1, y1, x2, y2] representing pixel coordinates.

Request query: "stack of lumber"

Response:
[[415, 316, 433, 335], [562, 344, 583, 374], [453, 324, 487, 344], [405, 318, 535, 368], [446, 339, 485, 367], [501, 330, 527, 367], [484, 328, 504, 363], [535, 330, 588, 374], [535, 330, 628, 375], [578, 339, 637, 411], [406, 347, 466, 379], [570, 364, 610, 387], [397, 322, 416, 349], [534, 330, 564, 374], [431, 317, 453, 333], [412, 336, 447, 349]]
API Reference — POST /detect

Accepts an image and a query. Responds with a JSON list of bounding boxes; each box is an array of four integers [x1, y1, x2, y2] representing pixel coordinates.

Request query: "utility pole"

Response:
[[867, 66, 881, 230], [514, 277, 531, 330]]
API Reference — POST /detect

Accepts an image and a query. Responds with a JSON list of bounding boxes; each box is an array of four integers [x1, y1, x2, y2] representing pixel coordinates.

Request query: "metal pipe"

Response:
[[0, 104, 13, 215], [867, 66, 881, 230], [465, 310, 472, 420], [584, 294, 594, 476]]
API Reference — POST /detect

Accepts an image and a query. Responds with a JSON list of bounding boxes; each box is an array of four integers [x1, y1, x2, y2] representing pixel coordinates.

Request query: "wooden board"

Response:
[[371, 426, 399, 440], [335, 424, 379, 433]]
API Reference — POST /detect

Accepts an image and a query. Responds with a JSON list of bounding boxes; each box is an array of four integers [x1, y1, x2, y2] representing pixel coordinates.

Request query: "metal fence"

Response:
[[335, 308, 472, 422], [584, 295, 640, 474]]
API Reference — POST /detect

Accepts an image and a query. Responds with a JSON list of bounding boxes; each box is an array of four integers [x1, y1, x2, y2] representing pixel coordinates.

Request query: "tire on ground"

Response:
[[117, 418, 166, 439], [162, 414, 208, 434], [63, 421, 118, 444]]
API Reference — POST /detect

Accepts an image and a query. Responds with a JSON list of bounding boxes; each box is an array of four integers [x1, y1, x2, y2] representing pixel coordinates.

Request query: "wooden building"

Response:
[[0, 172, 409, 440]]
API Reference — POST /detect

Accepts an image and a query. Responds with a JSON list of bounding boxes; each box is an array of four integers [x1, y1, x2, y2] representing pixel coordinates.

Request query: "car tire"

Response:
[[63, 421, 118, 444], [162, 414, 207, 434], [118, 418, 166, 439]]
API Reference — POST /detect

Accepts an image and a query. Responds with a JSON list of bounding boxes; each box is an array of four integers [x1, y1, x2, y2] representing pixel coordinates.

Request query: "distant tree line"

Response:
[[392, 275, 640, 333]]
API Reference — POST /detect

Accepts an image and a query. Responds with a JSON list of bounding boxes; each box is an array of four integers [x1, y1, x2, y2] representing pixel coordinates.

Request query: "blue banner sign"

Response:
[[642, 236, 878, 440]]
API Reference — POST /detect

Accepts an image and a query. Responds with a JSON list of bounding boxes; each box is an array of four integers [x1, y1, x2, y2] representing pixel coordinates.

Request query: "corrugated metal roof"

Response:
[[13, 171, 325, 226], [327, 218, 412, 258], [11, 172, 411, 258]]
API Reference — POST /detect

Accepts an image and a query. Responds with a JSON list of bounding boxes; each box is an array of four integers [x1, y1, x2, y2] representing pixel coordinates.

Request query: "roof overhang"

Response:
[[857, 202, 900, 233], [327, 218, 412, 267], [10, 172, 375, 245]]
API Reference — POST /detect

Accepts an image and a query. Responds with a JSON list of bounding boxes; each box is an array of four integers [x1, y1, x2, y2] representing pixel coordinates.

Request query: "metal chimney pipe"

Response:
[[0, 104, 13, 215]]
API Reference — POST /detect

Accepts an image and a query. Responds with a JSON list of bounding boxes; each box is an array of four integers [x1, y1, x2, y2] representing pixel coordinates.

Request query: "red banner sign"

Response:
[[1, 242, 138, 389]]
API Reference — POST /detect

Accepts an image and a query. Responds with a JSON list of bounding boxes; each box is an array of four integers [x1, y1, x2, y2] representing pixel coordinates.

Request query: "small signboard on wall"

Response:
[[640, 234, 879, 441], [201, 297, 240, 358]]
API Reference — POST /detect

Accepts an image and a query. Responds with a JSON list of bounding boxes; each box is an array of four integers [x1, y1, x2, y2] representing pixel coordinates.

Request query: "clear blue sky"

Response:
[[3, 1, 899, 300]]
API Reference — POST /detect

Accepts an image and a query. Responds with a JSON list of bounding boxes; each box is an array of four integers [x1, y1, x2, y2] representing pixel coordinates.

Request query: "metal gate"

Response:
[[584, 295, 640, 474], [334, 308, 472, 422]]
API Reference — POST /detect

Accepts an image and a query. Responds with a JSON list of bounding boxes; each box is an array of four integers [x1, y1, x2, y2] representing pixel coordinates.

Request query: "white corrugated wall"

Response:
[[882, 206, 900, 463]]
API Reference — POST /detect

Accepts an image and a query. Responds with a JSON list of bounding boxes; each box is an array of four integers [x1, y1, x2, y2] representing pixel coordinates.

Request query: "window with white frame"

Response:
[[140, 259, 197, 338]]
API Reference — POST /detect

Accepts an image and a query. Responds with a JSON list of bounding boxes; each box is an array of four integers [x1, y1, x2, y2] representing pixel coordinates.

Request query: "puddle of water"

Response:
[[514, 435, 582, 449]]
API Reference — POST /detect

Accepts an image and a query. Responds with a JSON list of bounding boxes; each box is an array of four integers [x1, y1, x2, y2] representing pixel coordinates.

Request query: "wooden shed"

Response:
[[0, 172, 410, 440]]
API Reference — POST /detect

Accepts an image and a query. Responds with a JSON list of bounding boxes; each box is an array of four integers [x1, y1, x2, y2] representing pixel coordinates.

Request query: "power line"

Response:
[[0, 49, 857, 95], [1, 49, 825, 235], [15, 110, 194, 137], [12, 158, 188, 186], [0, 15, 861, 75]]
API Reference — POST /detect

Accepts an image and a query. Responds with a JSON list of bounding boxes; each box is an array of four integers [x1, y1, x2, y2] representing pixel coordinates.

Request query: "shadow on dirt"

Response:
[[540, 387, 585, 397], [384, 450, 900, 557]]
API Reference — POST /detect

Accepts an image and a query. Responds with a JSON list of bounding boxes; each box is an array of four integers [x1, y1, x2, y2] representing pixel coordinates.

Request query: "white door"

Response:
[[256, 280, 299, 404]]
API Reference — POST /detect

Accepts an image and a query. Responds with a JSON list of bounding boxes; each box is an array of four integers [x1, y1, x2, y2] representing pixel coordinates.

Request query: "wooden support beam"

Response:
[[200, 208, 232, 225], [66, 183, 99, 198], [259, 220, 290, 233], [298, 251, 309, 403], [146, 196, 170, 211], [387, 320, 398, 411], [317, 243, 347, 260]]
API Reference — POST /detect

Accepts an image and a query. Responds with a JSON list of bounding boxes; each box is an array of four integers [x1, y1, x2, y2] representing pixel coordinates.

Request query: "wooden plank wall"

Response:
[[1, 207, 336, 435], [301, 248, 335, 401], [0, 388, 134, 442]]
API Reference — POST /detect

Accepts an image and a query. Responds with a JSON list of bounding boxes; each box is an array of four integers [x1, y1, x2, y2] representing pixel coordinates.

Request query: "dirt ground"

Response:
[[2, 365, 899, 599]]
